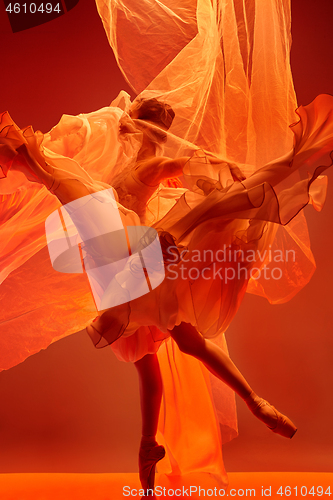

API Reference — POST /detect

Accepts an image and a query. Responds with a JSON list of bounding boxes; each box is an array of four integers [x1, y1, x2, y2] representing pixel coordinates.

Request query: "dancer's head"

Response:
[[129, 98, 175, 131]]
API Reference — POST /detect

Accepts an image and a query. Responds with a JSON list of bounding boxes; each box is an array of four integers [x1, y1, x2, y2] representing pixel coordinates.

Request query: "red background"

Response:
[[0, 0, 332, 474]]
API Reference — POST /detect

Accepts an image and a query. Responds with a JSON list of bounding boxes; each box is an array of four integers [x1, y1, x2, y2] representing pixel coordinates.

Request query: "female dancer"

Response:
[[3, 91, 332, 492]]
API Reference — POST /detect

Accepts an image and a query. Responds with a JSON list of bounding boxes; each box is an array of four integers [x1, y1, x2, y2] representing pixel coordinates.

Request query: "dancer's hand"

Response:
[[204, 152, 246, 181], [196, 178, 221, 195], [229, 163, 246, 181]]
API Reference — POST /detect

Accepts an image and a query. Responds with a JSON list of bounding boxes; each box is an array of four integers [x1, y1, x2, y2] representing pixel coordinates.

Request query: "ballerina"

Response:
[[0, 100, 306, 495]]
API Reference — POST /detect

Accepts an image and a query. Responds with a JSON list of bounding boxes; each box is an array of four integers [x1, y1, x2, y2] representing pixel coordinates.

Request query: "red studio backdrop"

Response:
[[0, 0, 332, 475]]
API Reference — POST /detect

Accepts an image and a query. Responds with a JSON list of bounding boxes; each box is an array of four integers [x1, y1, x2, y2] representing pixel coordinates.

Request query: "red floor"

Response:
[[0, 472, 331, 499]]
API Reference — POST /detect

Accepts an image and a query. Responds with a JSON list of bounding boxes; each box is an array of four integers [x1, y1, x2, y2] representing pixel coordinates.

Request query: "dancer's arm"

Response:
[[16, 143, 108, 205], [134, 156, 190, 186], [136, 154, 245, 189]]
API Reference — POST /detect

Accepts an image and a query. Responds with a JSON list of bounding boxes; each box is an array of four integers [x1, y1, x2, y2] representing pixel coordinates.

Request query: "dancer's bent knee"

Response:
[[170, 322, 205, 356]]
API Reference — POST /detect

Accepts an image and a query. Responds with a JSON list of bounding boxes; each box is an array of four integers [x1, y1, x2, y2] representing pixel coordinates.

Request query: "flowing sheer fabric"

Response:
[[1, 0, 333, 488], [97, 0, 297, 164]]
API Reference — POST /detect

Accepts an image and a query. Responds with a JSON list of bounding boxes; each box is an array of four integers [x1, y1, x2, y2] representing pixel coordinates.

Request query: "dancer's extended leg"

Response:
[[134, 353, 165, 494], [170, 322, 252, 398], [170, 322, 297, 438]]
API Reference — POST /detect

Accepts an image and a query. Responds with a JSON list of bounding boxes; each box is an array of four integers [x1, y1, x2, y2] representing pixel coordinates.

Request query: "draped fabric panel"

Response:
[[98, 0, 297, 164]]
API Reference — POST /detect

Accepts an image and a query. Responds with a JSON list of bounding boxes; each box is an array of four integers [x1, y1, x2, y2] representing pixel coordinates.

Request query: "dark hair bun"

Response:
[[136, 98, 175, 130]]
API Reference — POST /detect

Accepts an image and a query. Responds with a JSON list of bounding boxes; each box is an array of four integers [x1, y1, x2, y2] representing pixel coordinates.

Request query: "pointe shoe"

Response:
[[139, 441, 165, 496], [245, 393, 297, 439]]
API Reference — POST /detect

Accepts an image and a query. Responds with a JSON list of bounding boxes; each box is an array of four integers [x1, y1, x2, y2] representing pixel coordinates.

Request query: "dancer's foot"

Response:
[[139, 436, 165, 496], [245, 391, 297, 439]]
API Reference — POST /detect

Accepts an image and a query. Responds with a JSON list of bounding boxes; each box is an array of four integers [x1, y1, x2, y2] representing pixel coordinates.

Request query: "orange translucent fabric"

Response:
[[1, 0, 333, 486], [156, 338, 229, 485], [97, 0, 297, 165]]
